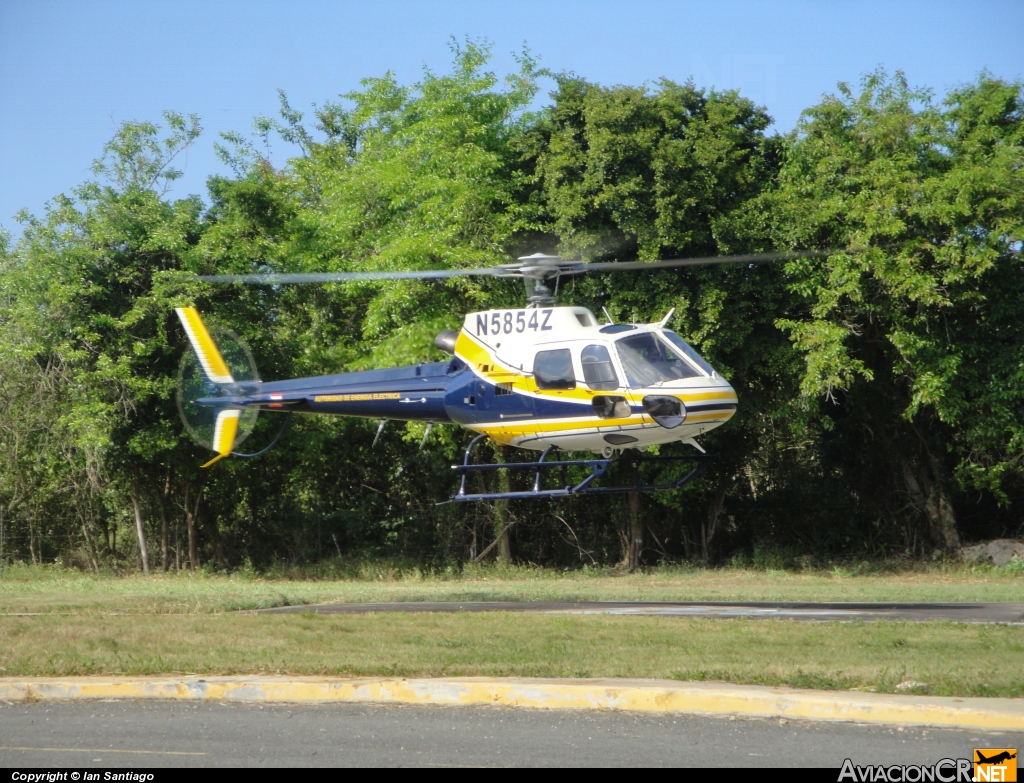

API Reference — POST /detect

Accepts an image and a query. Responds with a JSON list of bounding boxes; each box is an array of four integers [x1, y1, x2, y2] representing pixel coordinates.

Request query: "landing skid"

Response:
[[450, 434, 716, 502]]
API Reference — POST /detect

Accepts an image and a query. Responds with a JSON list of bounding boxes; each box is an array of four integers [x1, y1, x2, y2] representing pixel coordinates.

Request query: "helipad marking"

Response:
[[551, 606, 880, 618]]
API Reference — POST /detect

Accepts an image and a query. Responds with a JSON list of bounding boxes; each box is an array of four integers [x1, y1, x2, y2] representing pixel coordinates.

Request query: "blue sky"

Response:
[[2, 0, 1022, 236]]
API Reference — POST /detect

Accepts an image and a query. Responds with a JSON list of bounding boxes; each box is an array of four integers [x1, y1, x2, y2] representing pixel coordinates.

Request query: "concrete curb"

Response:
[[1, 676, 1022, 731]]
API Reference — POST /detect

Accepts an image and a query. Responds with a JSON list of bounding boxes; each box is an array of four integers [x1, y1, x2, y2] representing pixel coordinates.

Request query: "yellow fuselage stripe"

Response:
[[472, 409, 734, 438], [453, 331, 737, 408]]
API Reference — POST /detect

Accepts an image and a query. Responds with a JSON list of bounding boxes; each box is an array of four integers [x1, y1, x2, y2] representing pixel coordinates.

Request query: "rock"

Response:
[[957, 539, 1024, 567], [985, 539, 1024, 567], [895, 681, 929, 694], [958, 543, 987, 562]]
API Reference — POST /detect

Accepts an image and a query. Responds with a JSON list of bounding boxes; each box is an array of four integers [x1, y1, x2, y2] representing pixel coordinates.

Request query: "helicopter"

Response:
[[175, 250, 818, 501]]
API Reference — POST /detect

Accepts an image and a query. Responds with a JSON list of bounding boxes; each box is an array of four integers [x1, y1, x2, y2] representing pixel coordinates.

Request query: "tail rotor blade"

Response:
[[200, 409, 242, 468], [174, 312, 261, 465], [175, 307, 234, 384]]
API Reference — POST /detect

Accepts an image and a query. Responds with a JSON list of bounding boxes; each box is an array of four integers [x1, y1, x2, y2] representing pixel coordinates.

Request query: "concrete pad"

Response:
[[253, 600, 1024, 624]]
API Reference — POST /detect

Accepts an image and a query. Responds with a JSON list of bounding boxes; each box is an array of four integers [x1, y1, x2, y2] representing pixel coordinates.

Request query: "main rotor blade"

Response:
[[191, 249, 831, 285], [581, 249, 831, 273], [196, 268, 495, 284]]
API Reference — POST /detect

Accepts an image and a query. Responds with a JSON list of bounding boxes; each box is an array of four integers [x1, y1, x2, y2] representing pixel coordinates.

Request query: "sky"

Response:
[[2, 0, 1022, 236]]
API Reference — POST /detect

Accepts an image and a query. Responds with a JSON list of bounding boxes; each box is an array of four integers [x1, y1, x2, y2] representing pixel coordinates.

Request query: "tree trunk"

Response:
[[701, 483, 728, 563], [932, 487, 960, 550], [625, 491, 643, 569], [493, 447, 512, 564], [184, 481, 202, 573], [81, 522, 100, 573], [129, 481, 150, 575], [101, 515, 110, 555], [159, 469, 171, 572], [174, 515, 181, 572], [187, 508, 198, 573], [159, 506, 169, 572], [924, 451, 960, 550], [207, 517, 230, 571], [900, 455, 960, 551], [680, 520, 692, 560]]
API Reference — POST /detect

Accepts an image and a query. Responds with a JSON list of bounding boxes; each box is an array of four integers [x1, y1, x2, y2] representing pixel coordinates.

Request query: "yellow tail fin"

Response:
[[175, 307, 234, 385]]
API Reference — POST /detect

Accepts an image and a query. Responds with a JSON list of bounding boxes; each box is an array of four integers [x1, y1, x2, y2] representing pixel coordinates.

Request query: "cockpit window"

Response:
[[615, 332, 702, 387], [581, 344, 619, 390], [662, 331, 714, 376], [533, 348, 576, 390]]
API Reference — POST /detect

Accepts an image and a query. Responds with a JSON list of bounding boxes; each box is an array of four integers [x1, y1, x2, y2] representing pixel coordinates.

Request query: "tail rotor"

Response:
[[174, 307, 260, 466]]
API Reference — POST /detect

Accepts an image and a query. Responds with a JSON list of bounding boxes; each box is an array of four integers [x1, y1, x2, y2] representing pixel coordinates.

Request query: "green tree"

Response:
[[7, 50, 1020, 572], [1, 112, 205, 570], [190, 40, 548, 565], [525, 77, 799, 565], [770, 71, 1024, 549]]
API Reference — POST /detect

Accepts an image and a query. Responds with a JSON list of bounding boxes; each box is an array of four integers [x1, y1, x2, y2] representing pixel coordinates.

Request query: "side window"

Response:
[[534, 349, 576, 390], [581, 344, 619, 391]]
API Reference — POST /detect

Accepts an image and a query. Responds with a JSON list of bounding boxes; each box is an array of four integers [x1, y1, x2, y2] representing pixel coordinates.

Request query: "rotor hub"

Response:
[[495, 254, 587, 306]]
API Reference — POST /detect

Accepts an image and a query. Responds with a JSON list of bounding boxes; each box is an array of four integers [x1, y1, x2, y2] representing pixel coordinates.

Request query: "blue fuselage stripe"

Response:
[[252, 360, 458, 421], [229, 362, 735, 426]]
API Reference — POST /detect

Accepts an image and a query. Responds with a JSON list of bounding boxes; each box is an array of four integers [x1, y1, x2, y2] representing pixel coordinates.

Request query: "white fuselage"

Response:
[[450, 307, 737, 454]]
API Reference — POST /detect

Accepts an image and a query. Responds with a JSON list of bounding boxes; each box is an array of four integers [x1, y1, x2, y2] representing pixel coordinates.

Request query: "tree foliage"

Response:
[[768, 70, 1024, 548], [1, 48, 1021, 573]]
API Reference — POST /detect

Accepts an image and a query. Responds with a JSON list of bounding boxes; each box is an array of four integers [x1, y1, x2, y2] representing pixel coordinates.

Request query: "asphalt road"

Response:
[[1, 701, 1021, 768], [255, 600, 1024, 623]]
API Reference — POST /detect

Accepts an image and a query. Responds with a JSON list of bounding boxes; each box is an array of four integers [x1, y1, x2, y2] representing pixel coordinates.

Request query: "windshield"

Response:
[[662, 331, 714, 376], [615, 332, 702, 387]]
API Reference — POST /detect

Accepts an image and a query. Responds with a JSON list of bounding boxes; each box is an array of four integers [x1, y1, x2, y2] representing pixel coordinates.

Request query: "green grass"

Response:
[[1, 612, 1022, 698], [1, 562, 1020, 697], [1, 560, 1021, 615]]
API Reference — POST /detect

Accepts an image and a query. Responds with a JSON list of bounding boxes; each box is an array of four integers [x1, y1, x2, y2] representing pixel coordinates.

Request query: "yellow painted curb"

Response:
[[1, 676, 1021, 731]]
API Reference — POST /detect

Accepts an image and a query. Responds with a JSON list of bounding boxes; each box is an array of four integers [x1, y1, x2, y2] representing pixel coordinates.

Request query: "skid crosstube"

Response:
[[450, 434, 716, 502]]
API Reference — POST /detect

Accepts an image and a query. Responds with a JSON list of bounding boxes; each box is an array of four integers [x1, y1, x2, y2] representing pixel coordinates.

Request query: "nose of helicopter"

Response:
[[707, 373, 739, 426], [639, 372, 737, 432], [711, 370, 738, 404]]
